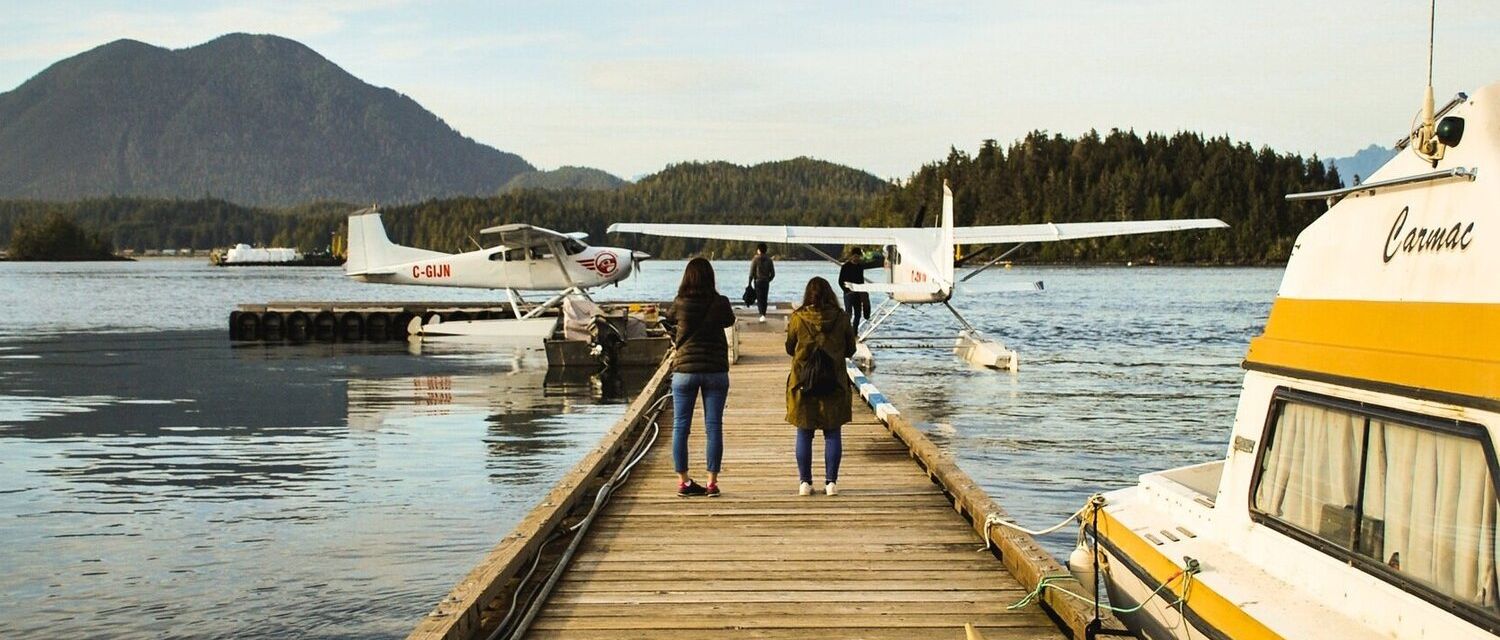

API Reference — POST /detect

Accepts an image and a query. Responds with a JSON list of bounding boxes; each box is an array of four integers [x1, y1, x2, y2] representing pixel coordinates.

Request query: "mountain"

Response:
[[502, 166, 627, 192], [1327, 144, 1397, 186], [0, 34, 534, 206]]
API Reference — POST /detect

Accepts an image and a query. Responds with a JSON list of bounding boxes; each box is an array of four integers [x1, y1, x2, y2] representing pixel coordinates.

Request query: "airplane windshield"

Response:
[[561, 239, 587, 255]]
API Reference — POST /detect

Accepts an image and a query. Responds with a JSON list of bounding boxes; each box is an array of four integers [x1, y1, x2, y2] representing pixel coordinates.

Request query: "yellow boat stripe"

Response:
[[1245, 299, 1500, 403], [1096, 509, 1284, 640]]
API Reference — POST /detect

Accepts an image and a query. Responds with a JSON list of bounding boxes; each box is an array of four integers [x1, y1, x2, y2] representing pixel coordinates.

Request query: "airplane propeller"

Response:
[[629, 250, 651, 278]]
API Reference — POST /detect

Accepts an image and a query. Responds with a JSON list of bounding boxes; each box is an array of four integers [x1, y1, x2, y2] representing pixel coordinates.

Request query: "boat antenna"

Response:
[[1423, 0, 1435, 133], [1413, 0, 1445, 164], [1427, 0, 1435, 90]]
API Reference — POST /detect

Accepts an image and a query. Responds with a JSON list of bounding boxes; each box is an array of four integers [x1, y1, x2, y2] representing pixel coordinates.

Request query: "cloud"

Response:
[[581, 58, 767, 95], [365, 31, 580, 63]]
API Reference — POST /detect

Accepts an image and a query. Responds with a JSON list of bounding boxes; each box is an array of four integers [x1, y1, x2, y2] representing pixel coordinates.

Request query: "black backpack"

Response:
[[798, 343, 840, 395]]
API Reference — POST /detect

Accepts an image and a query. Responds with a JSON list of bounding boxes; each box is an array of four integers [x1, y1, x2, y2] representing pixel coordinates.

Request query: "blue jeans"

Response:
[[672, 372, 729, 474], [796, 427, 842, 484]]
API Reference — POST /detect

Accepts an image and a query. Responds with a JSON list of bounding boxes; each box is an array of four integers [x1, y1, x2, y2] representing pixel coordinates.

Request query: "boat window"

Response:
[[1252, 392, 1500, 613]]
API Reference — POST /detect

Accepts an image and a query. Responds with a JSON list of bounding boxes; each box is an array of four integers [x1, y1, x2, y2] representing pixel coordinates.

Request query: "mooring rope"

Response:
[[978, 493, 1105, 551], [1007, 567, 1197, 614]]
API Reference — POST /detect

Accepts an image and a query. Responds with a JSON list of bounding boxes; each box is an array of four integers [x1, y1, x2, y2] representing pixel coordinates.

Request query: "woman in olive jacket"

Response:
[[670, 257, 737, 497], [785, 277, 857, 496]]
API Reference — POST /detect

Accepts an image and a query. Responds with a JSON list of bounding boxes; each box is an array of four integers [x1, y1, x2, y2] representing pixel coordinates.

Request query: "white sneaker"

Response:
[[825, 482, 838, 496], [758, 315, 766, 323], [798, 482, 812, 496]]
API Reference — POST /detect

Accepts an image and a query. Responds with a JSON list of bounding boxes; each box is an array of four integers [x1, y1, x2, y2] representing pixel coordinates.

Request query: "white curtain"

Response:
[[1367, 422, 1498, 606], [1255, 402, 1363, 535]]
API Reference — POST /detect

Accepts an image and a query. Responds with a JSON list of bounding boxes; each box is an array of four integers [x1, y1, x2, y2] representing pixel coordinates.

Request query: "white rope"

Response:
[[979, 506, 1086, 551], [978, 494, 1106, 551]]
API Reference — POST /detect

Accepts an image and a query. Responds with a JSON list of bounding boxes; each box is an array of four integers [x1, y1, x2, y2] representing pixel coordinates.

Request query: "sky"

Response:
[[2, 1, 1498, 181]]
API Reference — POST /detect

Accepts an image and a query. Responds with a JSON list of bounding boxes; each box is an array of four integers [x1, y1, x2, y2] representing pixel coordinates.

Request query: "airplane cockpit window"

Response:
[[488, 249, 505, 261], [561, 239, 587, 255], [886, 245, 901, 266], [503, 248, 528, 262], [530, 248, 551, 260]]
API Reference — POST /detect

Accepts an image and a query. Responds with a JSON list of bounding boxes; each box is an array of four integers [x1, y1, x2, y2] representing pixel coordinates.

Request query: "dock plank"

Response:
[[516, 331, 1065, 639]]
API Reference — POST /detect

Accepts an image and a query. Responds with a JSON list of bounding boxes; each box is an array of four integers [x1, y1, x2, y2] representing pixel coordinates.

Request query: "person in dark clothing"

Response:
[[748, 243, 775, 322], [837, 247, 882, 333], [785, 277, 857, 496], [669, 257, 737, 497]]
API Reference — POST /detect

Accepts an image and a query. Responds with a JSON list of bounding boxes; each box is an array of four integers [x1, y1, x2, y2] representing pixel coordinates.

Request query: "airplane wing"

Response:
[[954, 219, 1227, 244], [608, 223, 896, 245], [479, 223, 574, 249]]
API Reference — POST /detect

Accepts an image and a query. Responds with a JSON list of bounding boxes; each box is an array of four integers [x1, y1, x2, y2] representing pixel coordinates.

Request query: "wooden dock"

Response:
[[411, 320, 1117, 640]]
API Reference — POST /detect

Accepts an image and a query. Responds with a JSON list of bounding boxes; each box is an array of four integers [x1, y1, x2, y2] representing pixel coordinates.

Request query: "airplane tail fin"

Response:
[[345, 208, 447, 276], [937, 181, 956, 286]]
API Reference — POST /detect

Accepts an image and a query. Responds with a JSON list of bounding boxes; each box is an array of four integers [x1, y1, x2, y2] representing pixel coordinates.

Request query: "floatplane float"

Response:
[[1069, 41, 1500, 640], [611, 182, 1226, 371], [344, 208, 649, 340]]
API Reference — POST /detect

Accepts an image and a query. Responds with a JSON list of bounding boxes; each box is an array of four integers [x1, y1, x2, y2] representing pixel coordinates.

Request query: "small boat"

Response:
[[1085, 80, 1497, 638], [210, 243, 344, 267]]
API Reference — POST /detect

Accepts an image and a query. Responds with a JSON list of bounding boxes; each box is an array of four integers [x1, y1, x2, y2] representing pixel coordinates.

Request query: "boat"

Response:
[[211, 243, 344, 267], [1083, 79, 1497, 638]]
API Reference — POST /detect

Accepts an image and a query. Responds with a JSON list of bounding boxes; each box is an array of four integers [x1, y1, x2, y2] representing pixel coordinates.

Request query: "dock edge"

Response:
[[844, 361, 1127, 640], [407, 357, 674, 640]]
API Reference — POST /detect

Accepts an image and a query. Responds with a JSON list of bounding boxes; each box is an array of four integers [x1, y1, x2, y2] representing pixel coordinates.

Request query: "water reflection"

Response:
[[0, 330, 638, 638]]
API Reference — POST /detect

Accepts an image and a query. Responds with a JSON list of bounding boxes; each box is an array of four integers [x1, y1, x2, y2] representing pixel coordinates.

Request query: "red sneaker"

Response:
[[677, 480, 707, 497]]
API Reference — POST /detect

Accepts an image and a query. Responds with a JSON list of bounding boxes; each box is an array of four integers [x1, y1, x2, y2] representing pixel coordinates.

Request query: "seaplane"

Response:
[[610, 181, 1227, 371], [344, 206, 648, 339]]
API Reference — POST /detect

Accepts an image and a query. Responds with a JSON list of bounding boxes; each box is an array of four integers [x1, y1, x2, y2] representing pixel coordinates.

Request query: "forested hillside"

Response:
[[0, 158, 887, 257], [377, 157, 889, 258], [0, 34, 533, 206], [864, 130, 1341, 263], [502, 167, 627, 192], [0, 133, 1342, 264]]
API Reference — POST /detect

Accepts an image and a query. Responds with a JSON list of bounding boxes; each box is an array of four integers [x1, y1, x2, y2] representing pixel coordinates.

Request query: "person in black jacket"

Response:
[[669, 257, 737, 497], [748, 243, 775, 322], [838, 247, 882, 333]]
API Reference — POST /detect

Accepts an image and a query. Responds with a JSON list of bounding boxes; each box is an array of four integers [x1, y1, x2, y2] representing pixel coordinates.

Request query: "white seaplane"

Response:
[[610, 182, 1227, 370], [344, 207, 648, 338]]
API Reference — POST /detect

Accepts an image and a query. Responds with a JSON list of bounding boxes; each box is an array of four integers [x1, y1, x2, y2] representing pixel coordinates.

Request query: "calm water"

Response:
[[0, 258, 1281, 637]]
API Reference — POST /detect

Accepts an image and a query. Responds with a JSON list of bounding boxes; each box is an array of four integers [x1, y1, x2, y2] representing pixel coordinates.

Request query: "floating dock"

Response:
[[409, 316, 1120, 640], [231, 301, 530, 342], [228, 300, 663, 344]]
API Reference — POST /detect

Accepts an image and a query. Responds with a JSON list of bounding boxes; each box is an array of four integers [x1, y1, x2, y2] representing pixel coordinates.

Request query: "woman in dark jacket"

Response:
[[785, 277, 857, 496], [670, 257, 737, 497]]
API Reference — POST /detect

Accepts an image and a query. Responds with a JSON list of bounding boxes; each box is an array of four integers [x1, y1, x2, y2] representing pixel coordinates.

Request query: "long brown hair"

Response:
[[676, 256, 717, 298], [800, 276, 838, 309]]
